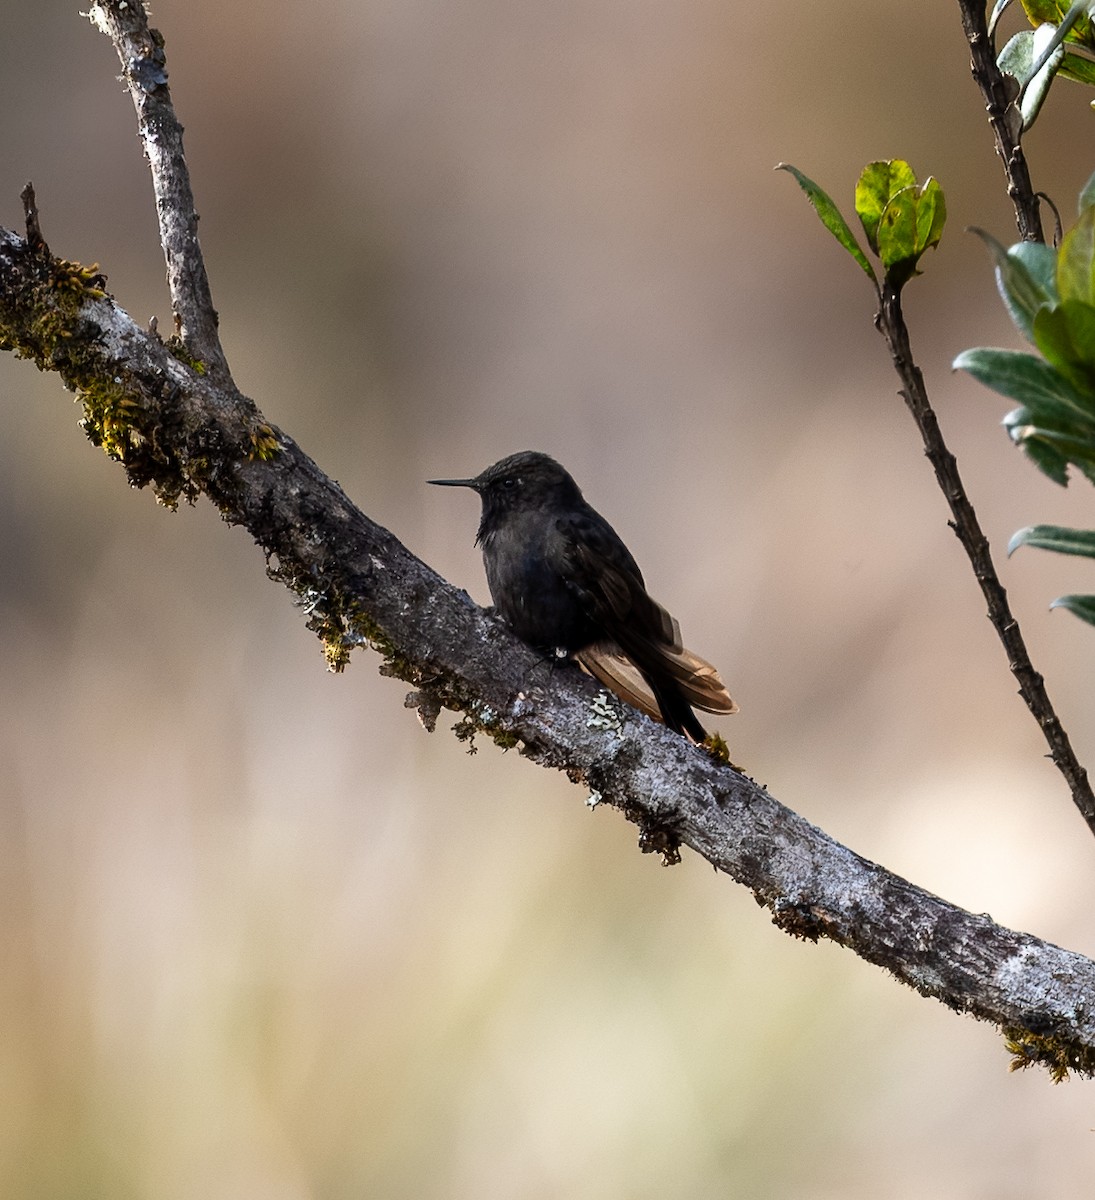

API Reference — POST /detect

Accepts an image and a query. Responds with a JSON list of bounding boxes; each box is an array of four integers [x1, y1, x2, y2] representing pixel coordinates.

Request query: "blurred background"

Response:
[[3, 1, 1095, 1195]]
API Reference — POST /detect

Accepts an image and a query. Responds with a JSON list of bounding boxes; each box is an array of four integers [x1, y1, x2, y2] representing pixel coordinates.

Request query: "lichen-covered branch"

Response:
[[2, 221, 1095, 1079], [86, 0, 232, 383]]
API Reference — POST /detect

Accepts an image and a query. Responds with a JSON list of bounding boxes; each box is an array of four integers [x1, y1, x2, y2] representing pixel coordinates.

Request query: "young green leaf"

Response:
[[860, 167, 946, 286], [854, 161, 917, 255], [914, 177, 947, 257], [1008, 523, 1095, 555], [776, 163, 877, 284], [877, 187, 920, 271], [1031, 300, 1095, 385], [1058, 206, 1095, 306]]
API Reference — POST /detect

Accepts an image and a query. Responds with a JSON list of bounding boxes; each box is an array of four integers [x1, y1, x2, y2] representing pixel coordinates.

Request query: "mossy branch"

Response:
[[4, 207, 1095, 1079]]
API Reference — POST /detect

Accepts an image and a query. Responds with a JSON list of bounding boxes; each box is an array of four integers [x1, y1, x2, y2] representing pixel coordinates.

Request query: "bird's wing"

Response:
[[557, 512, 737, 716], [554, 510, 674, 641]]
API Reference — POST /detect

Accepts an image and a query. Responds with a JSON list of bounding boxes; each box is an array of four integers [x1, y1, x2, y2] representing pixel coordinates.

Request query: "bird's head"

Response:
[[429, 451, 583, 535]]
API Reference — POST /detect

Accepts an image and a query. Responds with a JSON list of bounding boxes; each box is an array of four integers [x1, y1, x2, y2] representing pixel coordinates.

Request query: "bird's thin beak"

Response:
[[428, 476, 480, 489]]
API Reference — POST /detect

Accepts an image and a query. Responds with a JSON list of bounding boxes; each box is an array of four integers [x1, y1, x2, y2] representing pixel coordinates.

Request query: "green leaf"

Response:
[[953, 346, 1095, 422], [1004, 412, 1072, 483], [998, 29, 1038, 80], [1004, 414, 1095, 484], [1059, 49, 1095, 85], [989, 0, 1016, 39], [970, 228, 1057, 342], [1032, 299, 1095, 384], [1009, 523, 1095, 555], [855, 161, 916, 256], [881, 180, 945, 276], [1058, 205, 1095, 305], [1049, 594, 1095, 625], [878, 187, 920, 270], [1019, 0, 1095, 48], [998, 25, 1067, 127], [859, 168, 946, 285], [776, 163, 877, 283], [1011, 240, 1060, 301], [1019, 0, 1065, 22], [914, 177, 947, 256]]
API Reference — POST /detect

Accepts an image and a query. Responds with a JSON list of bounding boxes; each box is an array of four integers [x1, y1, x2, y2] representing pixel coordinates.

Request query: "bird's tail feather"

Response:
[[575, 647, 662, 721], [575, 644, 738, 734]]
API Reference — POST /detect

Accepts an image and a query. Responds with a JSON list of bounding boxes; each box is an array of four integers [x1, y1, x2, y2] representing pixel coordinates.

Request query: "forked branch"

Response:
[[87, 0, 232, 383]]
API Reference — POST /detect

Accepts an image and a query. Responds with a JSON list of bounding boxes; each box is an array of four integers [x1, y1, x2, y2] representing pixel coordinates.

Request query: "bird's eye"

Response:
[[501, 476, 519, 490]]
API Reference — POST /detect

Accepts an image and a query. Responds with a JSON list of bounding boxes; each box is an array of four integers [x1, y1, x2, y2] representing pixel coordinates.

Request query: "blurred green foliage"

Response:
[[956, 173, 1095, 625]]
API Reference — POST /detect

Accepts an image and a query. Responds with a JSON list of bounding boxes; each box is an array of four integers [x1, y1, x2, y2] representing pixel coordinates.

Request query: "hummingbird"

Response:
[[430, 451, 736, 740]]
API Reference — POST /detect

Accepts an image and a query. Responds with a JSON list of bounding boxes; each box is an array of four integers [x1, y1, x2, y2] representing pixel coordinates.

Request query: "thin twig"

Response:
[[87, 0, 231, 383], [875, 280, 1095, 836], [956, 0, 1044, 243], [20, 182, 45, 251]]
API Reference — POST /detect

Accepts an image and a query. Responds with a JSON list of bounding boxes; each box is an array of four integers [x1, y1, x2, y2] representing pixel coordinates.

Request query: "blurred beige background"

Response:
[[3, 1, 1095, 1196]]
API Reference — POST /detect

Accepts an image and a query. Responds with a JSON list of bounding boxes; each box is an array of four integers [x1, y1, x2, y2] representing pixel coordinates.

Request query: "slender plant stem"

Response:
[[956, 0, 1044, 243], [876, 280, 1095, 835]]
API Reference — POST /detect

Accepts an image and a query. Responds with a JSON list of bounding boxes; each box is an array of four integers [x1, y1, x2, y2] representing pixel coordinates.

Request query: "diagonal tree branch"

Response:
[[4, 215, 1095, 1078], [0, 0, 1092, 1080]]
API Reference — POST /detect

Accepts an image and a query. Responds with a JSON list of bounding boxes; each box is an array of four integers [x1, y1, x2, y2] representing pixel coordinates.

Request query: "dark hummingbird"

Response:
[[429, 451, 736, 741]]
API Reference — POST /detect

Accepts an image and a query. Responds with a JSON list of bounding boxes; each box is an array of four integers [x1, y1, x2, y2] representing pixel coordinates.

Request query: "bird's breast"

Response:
[[480, 520, 597, 651]]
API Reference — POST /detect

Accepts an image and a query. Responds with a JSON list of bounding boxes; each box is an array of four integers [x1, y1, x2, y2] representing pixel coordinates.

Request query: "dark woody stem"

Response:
[[876, 278, 1095, 835], [955, 0, 1044, 243]]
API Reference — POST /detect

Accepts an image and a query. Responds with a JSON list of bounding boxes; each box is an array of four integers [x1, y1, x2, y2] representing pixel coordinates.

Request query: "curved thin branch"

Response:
[[875, 281, 1095, 838], [956, 0, 1045, 243], [945, 4, 1095, 825], [87, 1, 232, 384]]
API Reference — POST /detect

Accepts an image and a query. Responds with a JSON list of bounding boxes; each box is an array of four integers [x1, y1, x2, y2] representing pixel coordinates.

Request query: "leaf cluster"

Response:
[[995, 0, 1095, 127], [778, 160, 945, 293], [955, 175, 1095, 625]]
